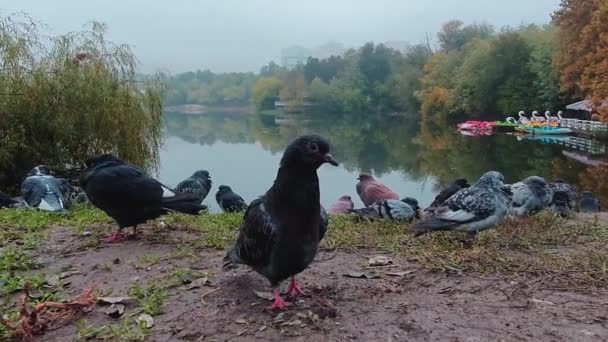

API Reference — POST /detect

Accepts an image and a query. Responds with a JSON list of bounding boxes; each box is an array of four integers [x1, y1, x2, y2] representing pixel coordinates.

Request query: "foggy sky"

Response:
[[1, 0, 561, 73]]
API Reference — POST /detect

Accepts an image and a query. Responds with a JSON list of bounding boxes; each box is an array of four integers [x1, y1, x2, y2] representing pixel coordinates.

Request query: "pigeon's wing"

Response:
[[437, 187, 496, 222], [319, 205, 328, 241], [84, 164, 167, 209], [21, 177, 43, 207], [175, 178, 203, 197], [221, 192, 247, 210], [229, 197, 277, 267], [382, 200, 414, 220], [363, 183, 399, 205]]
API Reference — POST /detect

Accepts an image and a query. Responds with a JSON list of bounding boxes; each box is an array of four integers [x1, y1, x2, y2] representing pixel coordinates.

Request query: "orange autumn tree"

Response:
[[553, 0, 608, 122]]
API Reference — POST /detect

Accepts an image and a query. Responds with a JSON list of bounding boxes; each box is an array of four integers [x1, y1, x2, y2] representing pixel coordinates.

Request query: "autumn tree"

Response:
[[553, 0, 608, 121]]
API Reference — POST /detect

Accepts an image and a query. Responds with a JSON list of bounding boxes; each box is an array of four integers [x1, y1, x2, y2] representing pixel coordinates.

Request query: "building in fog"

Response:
[[280, 41, 345, 68]]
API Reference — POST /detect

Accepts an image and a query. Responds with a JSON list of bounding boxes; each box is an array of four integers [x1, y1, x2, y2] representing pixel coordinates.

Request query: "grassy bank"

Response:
[[0, 206, 607, 340]]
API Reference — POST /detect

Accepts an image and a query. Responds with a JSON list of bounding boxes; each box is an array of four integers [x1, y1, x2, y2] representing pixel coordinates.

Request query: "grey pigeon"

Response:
[[425, 178, 470, 213], [215, 185, 247, 212], [21, 165, 69, 212], [548, 180, 578, 217], [507, 176, 552, 217], [350, 197, 419, 222], [223, 135, 338, 310], [411, 171, 512, 236], [578, 191, 600, 213], [174, 170, 212, 204]]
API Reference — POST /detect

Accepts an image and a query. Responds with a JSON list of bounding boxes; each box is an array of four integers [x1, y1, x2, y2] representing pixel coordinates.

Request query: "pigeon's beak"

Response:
[[324, 153, 338, 166]]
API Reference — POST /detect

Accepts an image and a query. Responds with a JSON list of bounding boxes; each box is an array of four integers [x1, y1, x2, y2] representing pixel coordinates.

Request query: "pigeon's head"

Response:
[[476, 171, 505, 187], [453, 178, 469, 188], [85, 154, 124, 169], [280, 135, 338, 168], [217, 185, 233, 194], [401, 197, 420, 211], [192, 170, 211, 180], [28, 165, 53, 177], [339, 195, 352, 202], [523, 176, 547, 187], [357, 173, 375, 182], [581, 191, 594, 198]]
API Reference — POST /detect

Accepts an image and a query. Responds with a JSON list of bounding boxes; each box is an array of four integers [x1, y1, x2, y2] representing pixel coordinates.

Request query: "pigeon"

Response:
[[411, 171, 512, 236], [328, 195, 354, 214], [21, 165, 70, 212], [424, 178, 470, 213], [80, 154, 206, 242], [507, 176, 553, 217], [356, 173, 399, 207], [215, 185, 247, 212], [578, 191, 600, 213], [350, 197, 420, 222], [223, 135, 338, 310], [0, 191, 16, 208], [548, 180, 578, 217], [174, 170, 212, 204], [402, 197, 422, 219]]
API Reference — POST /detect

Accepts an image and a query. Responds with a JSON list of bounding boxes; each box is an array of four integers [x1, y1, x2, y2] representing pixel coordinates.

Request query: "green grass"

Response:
[[129, 280, 168, 316]]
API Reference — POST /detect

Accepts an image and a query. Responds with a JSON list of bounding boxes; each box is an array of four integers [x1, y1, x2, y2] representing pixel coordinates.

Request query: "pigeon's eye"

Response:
[[309, 143, 319, 152]]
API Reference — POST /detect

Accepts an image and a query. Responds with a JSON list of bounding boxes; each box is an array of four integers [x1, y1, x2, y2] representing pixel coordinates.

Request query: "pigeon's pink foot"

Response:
[[101, 232, 125, 243], [287, 277, 306, 297], [266, 289, 291, 311]]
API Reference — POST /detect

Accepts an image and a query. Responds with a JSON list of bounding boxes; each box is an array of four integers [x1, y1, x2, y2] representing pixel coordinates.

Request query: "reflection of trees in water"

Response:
[[165, 112, 604, 198], [164, 113, 255, 145], [417, 117, 594, 191]]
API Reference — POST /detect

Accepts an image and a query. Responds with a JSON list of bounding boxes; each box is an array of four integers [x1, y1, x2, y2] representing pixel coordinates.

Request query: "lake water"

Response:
[[159, 112, 608, 211]]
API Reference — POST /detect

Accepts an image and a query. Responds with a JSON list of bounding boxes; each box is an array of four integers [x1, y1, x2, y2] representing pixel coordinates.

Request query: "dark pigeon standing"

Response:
[[356, 173, 399, 207], [0, 191, 16, 208], [174, 170, 212, 204], [215, 185, 247, 212], [350, 197, 420, 222], [21, 165, 69, 212], [411, 171, 512, 236], [548, 180, 578, 217], [328, 195, 354, 214], [80, 154, 206, 242], [507, 176, 553, 217], [424, 178, 470, 213], [223, 135, 338, 310], [578, 191, 600, 213]]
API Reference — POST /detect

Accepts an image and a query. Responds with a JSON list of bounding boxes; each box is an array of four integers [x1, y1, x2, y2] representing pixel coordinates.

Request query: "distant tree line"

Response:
[[164, 70, 257, 106]]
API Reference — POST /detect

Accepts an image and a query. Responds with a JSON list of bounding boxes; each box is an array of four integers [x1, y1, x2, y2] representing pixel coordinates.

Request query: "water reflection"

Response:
[[160, 112, 608, 211]]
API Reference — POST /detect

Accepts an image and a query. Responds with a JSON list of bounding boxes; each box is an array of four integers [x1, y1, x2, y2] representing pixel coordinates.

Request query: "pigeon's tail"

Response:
[[161, 192, 207, 215], [222, 247, 241, 271], [348, 207, 377, 219], [411, 217, 461, 236]]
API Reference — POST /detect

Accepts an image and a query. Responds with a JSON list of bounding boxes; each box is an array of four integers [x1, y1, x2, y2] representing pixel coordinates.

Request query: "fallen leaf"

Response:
[[531, 298, 555, 305], [368, 256, 393, 267], [184, 277, 209, 290], [273, 312, 286, 323], [44, 275, 60, 287], [59, 270, 81, 279], [137, 313, 154, 328], [253, 290, 274, 301], [385, 270, 415, 277], [103, 304, 125, 318], [235, 318, 248, 325], [258, 325, 267, 332], [281, 319, 303, 327], [343, 271, 380, 279], [97, 296, 135, 305]]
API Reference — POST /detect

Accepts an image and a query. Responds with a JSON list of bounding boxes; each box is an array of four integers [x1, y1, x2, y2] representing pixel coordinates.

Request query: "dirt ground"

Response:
[[17, 215, 607, 342]]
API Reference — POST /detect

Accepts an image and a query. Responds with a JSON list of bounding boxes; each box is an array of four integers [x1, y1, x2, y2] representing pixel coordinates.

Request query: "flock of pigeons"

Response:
[[0, 134, 602, 310]]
